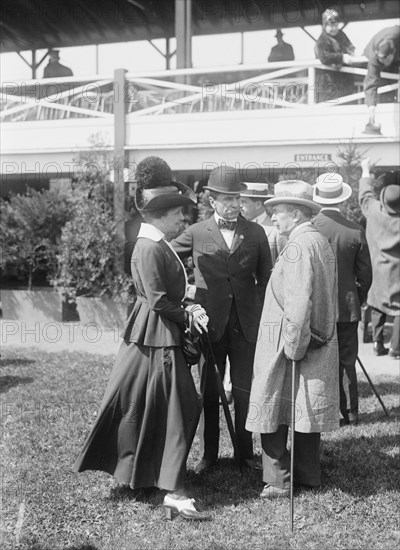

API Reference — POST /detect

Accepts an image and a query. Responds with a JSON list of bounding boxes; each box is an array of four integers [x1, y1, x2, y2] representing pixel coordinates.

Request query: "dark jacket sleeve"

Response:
[[363, 60, 381, 107], [136, 242, 185, 324], [255, 229, 272, 307], [355, 231, 373, 304], [171, 226, 194, 258]]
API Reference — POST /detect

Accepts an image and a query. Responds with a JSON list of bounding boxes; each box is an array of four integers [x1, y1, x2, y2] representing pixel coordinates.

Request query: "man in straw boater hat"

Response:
[[313, 173, 372, 426], [246, 179, 339, 498], [240, 182, 287, 264], [172, 165, 272, 474]]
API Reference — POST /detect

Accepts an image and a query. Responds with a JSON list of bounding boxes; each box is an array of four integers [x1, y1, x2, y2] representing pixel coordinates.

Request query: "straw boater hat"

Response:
[[266, 180, 321, 214], [240, 182, 274, 200], [135, 156, 196, 211], [204, 165, 247, 194], [313, 173, 352, 204]]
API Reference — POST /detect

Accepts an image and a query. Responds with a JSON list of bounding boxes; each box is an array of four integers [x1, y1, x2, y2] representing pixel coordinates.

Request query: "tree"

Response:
[[336, 141, 370, 227]]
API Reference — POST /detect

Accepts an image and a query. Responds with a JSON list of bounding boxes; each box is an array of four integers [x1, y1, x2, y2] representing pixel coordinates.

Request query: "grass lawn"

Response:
[[1, 347, 399, 550]]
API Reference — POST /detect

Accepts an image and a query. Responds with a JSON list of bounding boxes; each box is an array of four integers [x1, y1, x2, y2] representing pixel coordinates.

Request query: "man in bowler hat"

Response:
[[268, 30, 294, 62], [172, 165, 272, 473]]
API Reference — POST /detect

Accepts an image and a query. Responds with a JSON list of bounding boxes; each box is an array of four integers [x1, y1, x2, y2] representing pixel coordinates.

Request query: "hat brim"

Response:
[[138, 194, 195, 211], [241, 193, 273, 199], [205, 183, 247, 194], [313, 182, 352, 204], [265, 196, 321, 214], [136, 180, 197, 211]]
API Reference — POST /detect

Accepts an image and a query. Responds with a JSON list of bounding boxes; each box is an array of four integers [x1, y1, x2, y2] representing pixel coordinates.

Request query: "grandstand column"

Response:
[[113, 68, 128, 269], [175, 0, 192, 82], [308, 66, 316, 105]]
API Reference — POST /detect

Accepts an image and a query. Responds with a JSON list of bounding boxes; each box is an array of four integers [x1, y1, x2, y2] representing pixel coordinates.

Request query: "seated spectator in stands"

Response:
[[43, 50, 73, 78], [268, 30, 294, 62], [314, 8, 355, 102], [358, 159, 400, 359], [362, 25, 399, 134]]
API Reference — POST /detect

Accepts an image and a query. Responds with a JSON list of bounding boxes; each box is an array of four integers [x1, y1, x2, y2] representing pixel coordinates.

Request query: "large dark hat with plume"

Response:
[[135, 156, 196, 211]]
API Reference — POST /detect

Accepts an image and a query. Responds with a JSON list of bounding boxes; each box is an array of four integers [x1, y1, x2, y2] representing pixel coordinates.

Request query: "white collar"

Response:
[[137, 222, 165, 242], [321, 207, 341, 213]]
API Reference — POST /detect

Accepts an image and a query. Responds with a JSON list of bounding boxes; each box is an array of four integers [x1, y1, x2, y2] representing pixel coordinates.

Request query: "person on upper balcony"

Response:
[[43, 49, 73, 78], [268, 29, 295, 62], [314, 8, 355, 103], [362, 25, 400, 134]]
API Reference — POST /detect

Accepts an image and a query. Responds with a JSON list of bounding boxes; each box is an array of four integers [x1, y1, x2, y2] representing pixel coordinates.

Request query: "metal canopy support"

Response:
[[300, 27, 318, 42], [16, 49, 48, 78], [113, 68, 128, 269]]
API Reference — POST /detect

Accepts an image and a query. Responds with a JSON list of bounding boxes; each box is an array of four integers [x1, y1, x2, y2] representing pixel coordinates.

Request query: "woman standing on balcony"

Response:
[[74, 156, 211, 521], [314, 8, 355, 103]]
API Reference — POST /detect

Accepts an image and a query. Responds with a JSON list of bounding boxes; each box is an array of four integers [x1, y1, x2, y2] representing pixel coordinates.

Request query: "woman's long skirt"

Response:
[[74, 340, 202, 491]]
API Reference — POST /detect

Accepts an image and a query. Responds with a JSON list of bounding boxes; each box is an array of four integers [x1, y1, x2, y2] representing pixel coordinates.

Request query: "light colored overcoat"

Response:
[[246, 224, 340, 434]]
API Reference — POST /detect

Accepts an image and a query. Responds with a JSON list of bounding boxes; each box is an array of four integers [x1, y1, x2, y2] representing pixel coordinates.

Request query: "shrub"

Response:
[[54, 197, 132, 300], [0, 188, 73, 289], [52, 142, 135, 302]]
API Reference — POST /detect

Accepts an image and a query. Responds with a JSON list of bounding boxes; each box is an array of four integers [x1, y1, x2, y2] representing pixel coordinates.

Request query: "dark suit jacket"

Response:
[[359, 177, 400, 314], [313, 210, 372, 322], [122, 238, 186, 346], [363, 25, 400, 107], [172, 215, 272, 342]]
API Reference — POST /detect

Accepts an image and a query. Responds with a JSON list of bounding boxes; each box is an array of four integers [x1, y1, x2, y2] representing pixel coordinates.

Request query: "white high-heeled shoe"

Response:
[[163, 494, 211, 521]]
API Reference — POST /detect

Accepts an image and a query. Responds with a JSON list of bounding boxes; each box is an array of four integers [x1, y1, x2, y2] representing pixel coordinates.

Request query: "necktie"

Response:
[[218, 219, 237, 231]]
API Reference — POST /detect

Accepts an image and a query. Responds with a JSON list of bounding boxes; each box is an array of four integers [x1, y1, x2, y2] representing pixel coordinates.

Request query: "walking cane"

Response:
[[290, 360, 297, 533], [357, 356, 390, 417], [204, 332, 243, 473]]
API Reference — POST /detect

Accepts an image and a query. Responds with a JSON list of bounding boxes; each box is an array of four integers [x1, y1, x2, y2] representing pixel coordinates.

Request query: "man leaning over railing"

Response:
[[363, 25, 400, 133]]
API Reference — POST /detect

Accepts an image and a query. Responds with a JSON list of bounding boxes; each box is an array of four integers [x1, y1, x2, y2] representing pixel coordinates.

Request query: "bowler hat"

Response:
[[380, 184, 400, 215], [205, 165, 247, 195], [241, 182, 274, 199], [135, 156, 196, 211], [313, 173, 352, 204], [266, 180, 321, 214]]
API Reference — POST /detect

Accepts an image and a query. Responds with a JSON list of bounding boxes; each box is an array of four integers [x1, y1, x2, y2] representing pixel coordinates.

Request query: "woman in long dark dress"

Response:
[[74, 156, 210, 521]]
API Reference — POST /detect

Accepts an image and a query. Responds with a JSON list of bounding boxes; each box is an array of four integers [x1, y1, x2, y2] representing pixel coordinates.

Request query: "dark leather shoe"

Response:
[[373, 342, 389, 356], [194, 458, 216, 475], [389, 348, 400, 359]]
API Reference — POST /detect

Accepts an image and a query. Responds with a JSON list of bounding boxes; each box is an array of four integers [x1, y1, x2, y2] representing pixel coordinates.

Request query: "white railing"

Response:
[[0, 58, 398, 121]]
